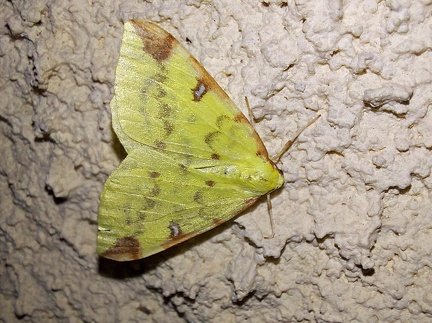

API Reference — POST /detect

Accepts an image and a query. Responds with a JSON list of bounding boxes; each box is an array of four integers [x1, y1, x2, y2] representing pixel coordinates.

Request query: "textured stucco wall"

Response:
[[1, 0, 432, 322]]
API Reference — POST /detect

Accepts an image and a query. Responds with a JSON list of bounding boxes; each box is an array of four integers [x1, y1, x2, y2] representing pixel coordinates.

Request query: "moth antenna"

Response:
[[272, 114, 321, 164], [264, 193, 275, 239]]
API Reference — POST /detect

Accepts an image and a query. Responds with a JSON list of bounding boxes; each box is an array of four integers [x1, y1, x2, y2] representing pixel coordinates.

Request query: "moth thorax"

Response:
[[217, 162, 284, 193]]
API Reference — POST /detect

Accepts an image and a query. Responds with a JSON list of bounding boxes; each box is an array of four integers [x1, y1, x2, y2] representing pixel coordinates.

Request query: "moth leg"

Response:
[[263, 193, 275, 239]]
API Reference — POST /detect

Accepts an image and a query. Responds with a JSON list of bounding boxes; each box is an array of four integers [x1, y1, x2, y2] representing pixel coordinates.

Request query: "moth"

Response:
[[98, 20, 296, 261]]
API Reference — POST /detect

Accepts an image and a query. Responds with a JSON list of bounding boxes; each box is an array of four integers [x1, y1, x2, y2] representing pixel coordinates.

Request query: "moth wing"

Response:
[[112, 20, 271, 167], [97, 145, 259, 261]]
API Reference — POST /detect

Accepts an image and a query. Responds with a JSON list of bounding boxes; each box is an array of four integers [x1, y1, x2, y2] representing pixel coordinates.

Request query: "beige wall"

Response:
[[1, 0, 431, 321]]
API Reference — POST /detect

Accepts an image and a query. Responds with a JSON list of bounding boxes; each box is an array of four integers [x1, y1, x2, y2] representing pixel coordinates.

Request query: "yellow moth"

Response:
[[97, 20, 287, 261]]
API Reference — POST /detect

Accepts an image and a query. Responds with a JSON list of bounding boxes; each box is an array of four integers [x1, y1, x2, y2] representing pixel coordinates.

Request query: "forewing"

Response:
[[111, 20, 271, 167]]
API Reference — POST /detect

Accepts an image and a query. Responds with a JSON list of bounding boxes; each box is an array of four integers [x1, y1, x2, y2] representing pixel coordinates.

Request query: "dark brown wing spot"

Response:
[[163, 120, 174, 136], [149, 171, 160, 178], [211, 153, 220, 160], [138, 212, 147, 221], [234, 112, 250, 124], [205, 131, 220, 149], [193, 191, 203, 203], [155, 141, 166, 149], [179, 163, 187, 172], [154, 72, 167, 83], [143, 197, 156, 209], [101, 236, 141, 261], [150, 183, 160, 196], [156, 87, 167, 98], [130, 20, 176, 62], [205, 180, 215, 187], [158, 103, 172, 118]]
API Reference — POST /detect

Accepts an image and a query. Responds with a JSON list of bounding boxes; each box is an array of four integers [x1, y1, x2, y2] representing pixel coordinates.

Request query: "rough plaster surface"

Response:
[[1, 0, 432, 322]]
